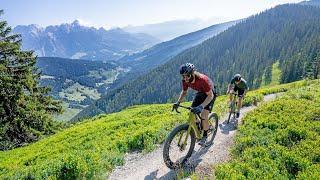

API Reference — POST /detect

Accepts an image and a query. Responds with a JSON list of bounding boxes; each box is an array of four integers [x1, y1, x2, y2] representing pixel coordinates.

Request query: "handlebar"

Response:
[[172, 104, 204, 120], [228, 91, 238, 95], [174, 104, 191, 111], [229, 91, 245, 99]]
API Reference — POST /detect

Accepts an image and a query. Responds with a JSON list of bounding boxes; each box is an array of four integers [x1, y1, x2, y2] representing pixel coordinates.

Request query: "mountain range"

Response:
[[123, 18, 231, 41], [13, 20, 160, 61]]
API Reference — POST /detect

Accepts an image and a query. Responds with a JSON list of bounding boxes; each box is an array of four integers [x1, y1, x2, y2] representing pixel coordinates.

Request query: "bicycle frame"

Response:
[[174, 105, 203, 149], [164, 104, 219, 169], [230, 92, 238, 113], [187, 111, 203, 139]]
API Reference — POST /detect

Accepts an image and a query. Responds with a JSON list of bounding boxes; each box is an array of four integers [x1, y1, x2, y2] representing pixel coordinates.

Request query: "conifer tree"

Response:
[[0, 10, 62, 150], [312, 52, 320, 79]]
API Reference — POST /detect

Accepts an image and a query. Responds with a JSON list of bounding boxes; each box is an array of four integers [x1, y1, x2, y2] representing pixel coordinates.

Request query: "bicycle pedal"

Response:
[[199, 141, 211, 147], [198, 139, 207, 146], [209, 126, 215, 131]]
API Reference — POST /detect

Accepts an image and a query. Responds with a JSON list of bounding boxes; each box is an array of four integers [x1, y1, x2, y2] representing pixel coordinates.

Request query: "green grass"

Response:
[[0, 104, 190, 179], [0, 80, 315, 179], [215, 81, 320, 179], [54, 103, 82, 122], [261, 61, 281, 87]]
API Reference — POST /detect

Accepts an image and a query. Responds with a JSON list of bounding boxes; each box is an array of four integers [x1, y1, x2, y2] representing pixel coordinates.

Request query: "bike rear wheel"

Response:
[[163, 123, 196, 169], [227, 112, 232, 124]]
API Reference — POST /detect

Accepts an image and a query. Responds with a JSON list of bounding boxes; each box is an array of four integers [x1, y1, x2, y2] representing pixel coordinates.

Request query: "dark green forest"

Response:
[[37, 57, 117, 95], [73, 4, 320, 121], [109, 20, 237, 91]]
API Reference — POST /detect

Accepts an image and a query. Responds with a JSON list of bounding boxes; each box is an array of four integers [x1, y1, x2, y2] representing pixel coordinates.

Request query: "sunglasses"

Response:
[[182, 74, 192, 79]]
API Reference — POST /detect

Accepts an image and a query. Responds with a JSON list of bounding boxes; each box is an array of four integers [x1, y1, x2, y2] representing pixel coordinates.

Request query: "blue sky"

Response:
[[2, 0, 302, 29]]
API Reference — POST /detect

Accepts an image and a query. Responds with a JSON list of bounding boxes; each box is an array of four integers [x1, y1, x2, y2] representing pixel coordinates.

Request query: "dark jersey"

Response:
[[230, 78, 249, 90]]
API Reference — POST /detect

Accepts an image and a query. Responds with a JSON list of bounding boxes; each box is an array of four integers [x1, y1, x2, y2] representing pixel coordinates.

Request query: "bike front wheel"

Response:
[[227, 101, 235, 123], [207, 113, 219, 144], [163, 123, 196, 169]]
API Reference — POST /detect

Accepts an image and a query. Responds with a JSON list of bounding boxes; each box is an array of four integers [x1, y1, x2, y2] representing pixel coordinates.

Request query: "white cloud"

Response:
[[75, 18, 93, 27]]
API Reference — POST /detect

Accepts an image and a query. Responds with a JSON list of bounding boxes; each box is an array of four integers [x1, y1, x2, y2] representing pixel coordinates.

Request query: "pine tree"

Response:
[[0, 10, 62, 150], [303, 52, 320, 80], [303, 61, 314, 79], [312, 52, 320, 79]]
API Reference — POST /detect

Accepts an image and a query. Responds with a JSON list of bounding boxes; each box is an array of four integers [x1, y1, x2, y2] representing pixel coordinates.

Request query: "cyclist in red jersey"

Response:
[[173, 63, 216, 146]]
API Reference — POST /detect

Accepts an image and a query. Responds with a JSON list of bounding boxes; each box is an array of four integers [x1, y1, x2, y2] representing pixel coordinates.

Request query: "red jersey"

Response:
[[182, 73, 213, 93]]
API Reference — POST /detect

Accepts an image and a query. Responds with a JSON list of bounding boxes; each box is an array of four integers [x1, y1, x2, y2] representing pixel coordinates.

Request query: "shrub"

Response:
[[215, 81, 320, 179]]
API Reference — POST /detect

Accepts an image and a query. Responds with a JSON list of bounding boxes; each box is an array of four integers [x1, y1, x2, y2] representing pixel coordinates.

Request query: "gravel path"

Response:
[[108, 94, 278, 180]]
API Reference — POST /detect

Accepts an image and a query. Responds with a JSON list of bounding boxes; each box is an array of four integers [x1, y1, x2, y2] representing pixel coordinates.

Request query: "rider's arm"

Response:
[[227, 83, 232, 94], [178, 80, 189, 103], [227, 78, 235, 94], [227, 83, 234, 94], [200, 90, 214, 107], [177, 90, 187, 103]]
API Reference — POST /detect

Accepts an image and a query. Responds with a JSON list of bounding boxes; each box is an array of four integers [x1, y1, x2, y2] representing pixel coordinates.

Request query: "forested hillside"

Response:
[[109, 20, 238, 91], [300, 0, 320, 6], [36, 57, 126, 121], [119, 20, 238, 73], [37, 57, 117, 93], [73, 4, 320, 121]]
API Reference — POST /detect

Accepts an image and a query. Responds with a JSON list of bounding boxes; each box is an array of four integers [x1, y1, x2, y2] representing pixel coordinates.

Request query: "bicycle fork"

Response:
[[177, 113, 198, 151], [230, 95, 238, 113], [177, 126, 192, 151]]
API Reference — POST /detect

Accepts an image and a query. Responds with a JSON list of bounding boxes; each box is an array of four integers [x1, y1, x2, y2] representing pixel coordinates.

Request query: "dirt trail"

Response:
[[108, 94, 278, 180]]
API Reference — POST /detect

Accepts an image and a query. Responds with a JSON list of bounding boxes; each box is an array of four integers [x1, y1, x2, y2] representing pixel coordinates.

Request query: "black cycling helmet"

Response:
[[180, 63, 195, 75], [234, 74, 241, 81]]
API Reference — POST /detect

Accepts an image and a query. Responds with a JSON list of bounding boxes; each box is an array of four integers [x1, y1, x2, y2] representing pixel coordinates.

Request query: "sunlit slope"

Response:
[[0, 80, 313, 179], [216, 80, 320, 179]]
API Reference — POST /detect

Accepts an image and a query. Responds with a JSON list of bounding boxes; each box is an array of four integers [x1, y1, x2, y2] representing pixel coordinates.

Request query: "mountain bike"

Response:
[[163, 104, 218, 169], [227, 92, 238, 124]]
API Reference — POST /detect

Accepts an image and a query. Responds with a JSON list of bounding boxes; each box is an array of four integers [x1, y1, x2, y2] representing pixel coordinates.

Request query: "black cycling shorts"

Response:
[[233, 86, 245, 97], [191, 90, 216, 112]]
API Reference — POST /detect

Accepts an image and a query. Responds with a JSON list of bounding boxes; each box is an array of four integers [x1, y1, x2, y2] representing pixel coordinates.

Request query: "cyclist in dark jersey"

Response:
[[173, 63, 216, 146], [226, 74, 249, 118]]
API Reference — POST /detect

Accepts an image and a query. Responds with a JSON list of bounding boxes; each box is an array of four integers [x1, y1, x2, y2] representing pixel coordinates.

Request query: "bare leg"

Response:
[[229, 94, 233, 102], [229, 90, 234, 102], [201, 109, 210, 131], [198, 109, 210, 146], [237, 96, 243, 113]]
